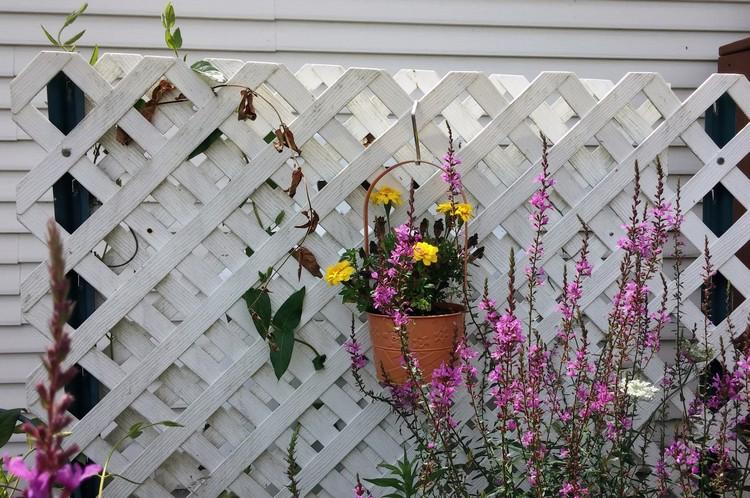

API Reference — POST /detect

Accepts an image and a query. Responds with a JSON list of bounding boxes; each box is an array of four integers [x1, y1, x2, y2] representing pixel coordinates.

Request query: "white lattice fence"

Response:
[[12, 51, 750, 497]]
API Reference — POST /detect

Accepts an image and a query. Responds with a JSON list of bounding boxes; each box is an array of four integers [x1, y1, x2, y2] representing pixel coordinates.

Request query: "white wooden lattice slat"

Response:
[[12, 51, 750, 497]]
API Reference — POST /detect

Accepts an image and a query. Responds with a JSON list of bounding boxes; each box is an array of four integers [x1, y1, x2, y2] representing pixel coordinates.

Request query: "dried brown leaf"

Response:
[[272, 125, 302, 154], [238, 89, 257, 121], [295, 209, 319, 236], [283, 167, 304, 198], [291, 246, 322, 280], [117, 79, 175, 145], [283, 125, 302, 154], [273, 127, 285, 152]]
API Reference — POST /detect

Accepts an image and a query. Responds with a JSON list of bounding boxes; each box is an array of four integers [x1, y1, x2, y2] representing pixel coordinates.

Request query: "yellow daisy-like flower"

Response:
[[453, 203, 474, 222], [324, 260, 355, 286], [436, 202, 453, 215], [435, 202, 474, 222], [413, 242, 439, 266], [371, 186, 403, 206]]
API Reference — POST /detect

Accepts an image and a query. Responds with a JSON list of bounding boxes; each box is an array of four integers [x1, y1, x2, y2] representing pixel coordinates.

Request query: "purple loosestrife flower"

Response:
[[525, 163, 554, 286], [665, 439, 700, 475], [387, 379, 420, 411], [345, 338, 368, 370], [559, 481, 589, 498], [427, 361, 462, 430], [353, 474, 374, 498], [441, 126, 463, 196], [3, 221, 102, 498]]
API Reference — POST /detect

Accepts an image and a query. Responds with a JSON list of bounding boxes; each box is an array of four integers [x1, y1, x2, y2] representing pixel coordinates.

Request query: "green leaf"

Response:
[[364, 477, 404, 490], [63, 29, 86, 49], [156, 420, 183, 428], [41, 26, 60, 47], [171, 27, 182, 50], [244, 288, 272, 338], [272, 287, 305, 332], [269, 325, 295, 379], [127, 422, 145, 439], [162, 2, 175, 29], [188, 128, 222, 159], [88, 44, 99, 65], [0, 409, 22, 448], [190, 60, 226, 84], [164, 31, 175, 50], [274, 211, 285, 226], [63, 3, 88, 30], [312, 354, 326, 371]]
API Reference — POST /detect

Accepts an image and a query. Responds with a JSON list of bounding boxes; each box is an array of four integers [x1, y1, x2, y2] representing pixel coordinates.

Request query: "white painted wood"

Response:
[[9, 49, 750, 497]]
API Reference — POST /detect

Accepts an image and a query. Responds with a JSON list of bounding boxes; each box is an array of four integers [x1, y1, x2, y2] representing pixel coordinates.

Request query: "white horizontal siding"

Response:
[[0, 0, 746, 430]]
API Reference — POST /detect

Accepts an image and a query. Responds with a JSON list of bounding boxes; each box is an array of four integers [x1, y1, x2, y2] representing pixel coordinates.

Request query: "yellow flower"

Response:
[[435, 201, 474, 222], [413, 242, 439, 266], [436, 202, 453, 215], [324, 260, 355, 286], [371, 186, 403, 206], [453, 203, 474, 222]]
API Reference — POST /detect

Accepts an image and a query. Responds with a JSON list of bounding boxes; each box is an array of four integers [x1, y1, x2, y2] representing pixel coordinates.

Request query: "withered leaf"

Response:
[[272, 125, 302, 154], [469, 246, 485, 264], [291, 246, 322, 280], [295, 209, 319, 236], [283, 125, 301, 155], [433, 219, 444, 239], [117, 79, 176, 145], [273, 127, 285, 152], [419, 218, 429, 236], [283, 166, 304, 198], [237, 89, 257, 121], [468, 233, 478, 248]]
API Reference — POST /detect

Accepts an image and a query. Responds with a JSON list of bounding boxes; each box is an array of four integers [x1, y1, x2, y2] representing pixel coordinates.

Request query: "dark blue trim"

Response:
[[703, 93, 735, 324], [46, 72, 99, 498]]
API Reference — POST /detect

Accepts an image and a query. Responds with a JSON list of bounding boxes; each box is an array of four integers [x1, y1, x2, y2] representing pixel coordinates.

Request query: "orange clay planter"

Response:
[[362, 154, 471, 385], [368, 303, 465, 384]]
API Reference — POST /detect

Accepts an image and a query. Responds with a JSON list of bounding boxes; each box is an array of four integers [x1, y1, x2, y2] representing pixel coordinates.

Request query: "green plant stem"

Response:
[[293, 338, 321, 357], [97, 422, 163, 497]]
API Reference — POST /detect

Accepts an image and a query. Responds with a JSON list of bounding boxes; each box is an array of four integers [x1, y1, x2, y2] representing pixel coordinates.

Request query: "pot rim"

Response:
[[367, 303, 466, 319]]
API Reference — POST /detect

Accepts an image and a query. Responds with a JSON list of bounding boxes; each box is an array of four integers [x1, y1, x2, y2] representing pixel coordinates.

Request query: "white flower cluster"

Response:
[[619, 378, 660, 401]]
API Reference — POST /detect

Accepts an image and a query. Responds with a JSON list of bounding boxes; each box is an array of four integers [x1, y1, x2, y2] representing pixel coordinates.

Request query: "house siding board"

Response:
[[0, 1, 747, 423]]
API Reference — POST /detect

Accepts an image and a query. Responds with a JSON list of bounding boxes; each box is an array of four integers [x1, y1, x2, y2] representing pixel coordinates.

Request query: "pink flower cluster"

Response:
[[427, 362, 462, 430], [345, 339, 368, 370], [371, 223, 418, 326], [441, 149, 463, 195]]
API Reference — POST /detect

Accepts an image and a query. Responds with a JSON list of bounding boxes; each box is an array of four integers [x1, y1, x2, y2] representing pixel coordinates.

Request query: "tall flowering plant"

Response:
[[2, 220, 101, 498], [344, 136, 750, 497]]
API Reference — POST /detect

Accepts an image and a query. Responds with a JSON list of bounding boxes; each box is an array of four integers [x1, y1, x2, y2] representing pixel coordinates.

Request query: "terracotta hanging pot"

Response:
[[367, 303, 465, 384]]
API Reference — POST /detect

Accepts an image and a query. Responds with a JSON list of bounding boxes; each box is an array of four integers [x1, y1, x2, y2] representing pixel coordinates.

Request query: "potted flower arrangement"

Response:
[[324, 136, 482, 383]]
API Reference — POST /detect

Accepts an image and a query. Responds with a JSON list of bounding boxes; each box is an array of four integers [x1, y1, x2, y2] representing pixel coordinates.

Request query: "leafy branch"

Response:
[[40, 3, 99, 64]]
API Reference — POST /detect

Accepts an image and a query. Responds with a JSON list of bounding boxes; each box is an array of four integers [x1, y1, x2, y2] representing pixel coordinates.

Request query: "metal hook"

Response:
[[411, 101, 421, 164]]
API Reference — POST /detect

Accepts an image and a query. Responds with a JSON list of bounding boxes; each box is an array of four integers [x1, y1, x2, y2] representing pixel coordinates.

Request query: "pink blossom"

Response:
[[55, 463, 102, 493], [441, 150, 463, 194], [345, 338, 368, 370], [428, 362, 462, 429]]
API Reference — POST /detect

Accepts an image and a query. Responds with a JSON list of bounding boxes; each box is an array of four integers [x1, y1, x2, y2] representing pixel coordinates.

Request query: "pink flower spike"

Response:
[[56, 463, 102, 491]]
